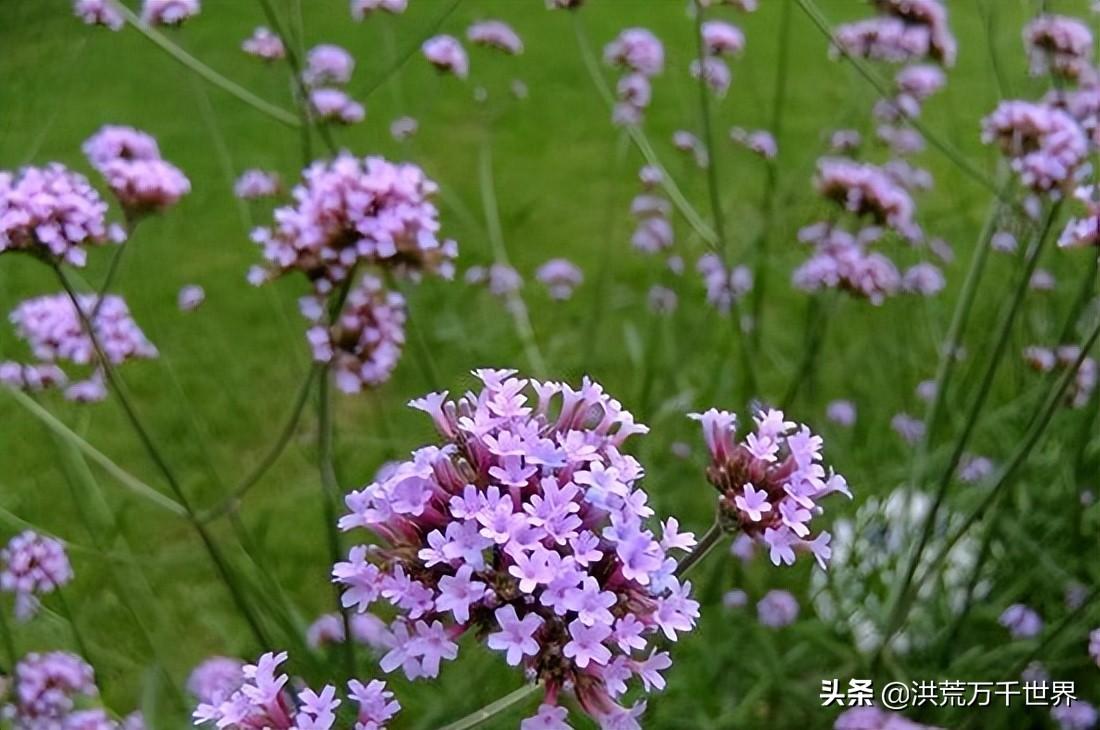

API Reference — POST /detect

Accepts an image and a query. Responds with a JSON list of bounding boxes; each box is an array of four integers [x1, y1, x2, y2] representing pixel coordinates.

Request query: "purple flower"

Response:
[[536, 259, 584, 300], [390, 116, 419, 141], [999, 604, 1044, 638], [522, 703, 571, 730], [74, 0, 123, 29], [177, 284, 205, 312], [141, 0, 199, 26], [423, 35, 469, 78], [234, 170, 281, 200], [757, 589, 799, 628], [351, 0, 407, 20], [1052, 700, 1099, 730], [891, 413, 925, 445], [563, 619, 612, 668], [1, 531, 73, 620], [242, 26, 285, 60], [826, 399, 857, 427], [303, 45, 354, 87], [487, 605, 544, 666], [1025, 15, 1093, 80], [309, 88, 365, 125], [982, 101, 1087, 195], [8, 652, 97, 724], [604, 29, 664, 77], [467, 20, 523, 55], [187, 657, 244, 705]]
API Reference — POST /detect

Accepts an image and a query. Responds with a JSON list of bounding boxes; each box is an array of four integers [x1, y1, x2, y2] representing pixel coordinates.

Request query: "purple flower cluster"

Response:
[[630, 166, 674, 253], [0, 164, 116, 266], [1024, 15, 1094, 81], [1052, 701, 1099, 730], [193, 651, 399, 730], [835, 706, 941, 729], [73, 0, 123, 30], [350, 0, 407, 20], [304, 45, 355, 87], [0, 362, 68, 393], [697, 253, 752, 314], [233, 169, 281, 200], [691, 408, 850, 567], [999, 603, 1044, 638], [141, 0, 200, 26], [756, 589, 799, 628], [242, 26, 286, 61], [187, 656, 245, 705], [834, 0, 955, 66], [0, 530, 72, 620], [422, 35, 469, 79], [815, 158, 919, 239], [83, 125, 191, 218], [467, 20, 524, 55], [691, 21, 742, 98], [5, 652, 98, 726], [729, 127, 777, 160], [305, 274, 406, 394], [309, 88, 366, 125], [250, 152, 456, 295], [466, 263, 523, 297], [982, 101, 1088, 194], [306, 612, 393, 651], [536, 259, 584, 300], [792, 224, 902, 305], [334, 370, 699, 729], [604, 28, 663, 125], [1059, 184, 1100, 248], [1023, 344, 1098, 408]]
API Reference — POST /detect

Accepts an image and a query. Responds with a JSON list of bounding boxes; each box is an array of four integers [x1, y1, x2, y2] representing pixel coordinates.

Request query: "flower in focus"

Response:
[[305, 274, 406, 394], [178, 284, 205, 312], [334, 370, 696, 728], [187, 657, 245, 705], [422, 35, 469, 79], [234, 169, 281, 200], [691, 407, 850, 568], [141, 0, 200, 26], [999, 603, 1043, 638], [0, 164, 117, 266], [1024, 15, 1094, 81], [536, 259, 584, 300], [467, 20, 524, 55], [73, 0, 123, 30], [351, 0, 407, 20], [756, 589, 798, 628], [309, 88, 366, 125], [241, 26, 285, 61], [304, 45, 355, 87], [0, 531, 73, 620]]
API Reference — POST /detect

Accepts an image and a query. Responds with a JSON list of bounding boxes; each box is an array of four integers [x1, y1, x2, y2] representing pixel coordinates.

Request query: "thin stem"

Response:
[[438, 683, 543, 730], [107, 0, 299, 127], [92, 236, 131, 320], [201, 366, 319, 522], [780, 295, 831, 410], [357, 0, 464, 99], [53, 265, 271, 648], [675, 521, 727, 578]]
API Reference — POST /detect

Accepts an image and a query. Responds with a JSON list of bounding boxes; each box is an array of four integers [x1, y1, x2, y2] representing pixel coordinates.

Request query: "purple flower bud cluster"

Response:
[[467, 21, 524, 55], [835, 706, 941, 729], [999, 603, 1044, 638], [982, 101, 1088, 194], [233, 169, 280, 200], [141, 0, 200, 26], [792, 224, 903, 305], [604, 29, 663, 125], [834, 0, 954, 67], [187, 656, 245, 705], [630, 166, 674, 253], [465, 263, 523, 297], [193, 651, 400, 730], [306, 612, 393, 651], [5, 652, 98, 726], [0, 164, 116, 266], [1024, 15, 1094, 81], [1052, 701, 1099, 730], [0, 362, 68, 393], [1023, 344, 1098, 408], [690, 21, 742, 98], [83, 125, 191, 218], [696, 253, 752, 314], [756, 589, 799, 627], [334, 370, 698, 729], [241, 26, 286, 61], [309, 88, 366, 125], [536, 259, 584, 300], [0, 531, 73, 620], [390, 116, 419, 141], [250, 152, 457, 295], [73, 0, 123, 30], [690, 408, 850, 567], [729, 127, 777, 160], [304, 45, 355, 87], [1059, 184, 1100, 248], [422, 35, 470, 79], [351, 0, 407, 20], [305, 274, 406, 394], [815, 158, 919, 238]]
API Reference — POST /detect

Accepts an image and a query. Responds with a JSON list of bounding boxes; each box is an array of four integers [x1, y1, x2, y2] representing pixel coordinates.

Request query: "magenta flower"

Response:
[[348, 679, 401, 728], [1, 530, 73, 620], [83, 125, 190, 218], [422, 35, 469, 79], [702, 21, 744, 57], [815, 158, 919, 239], [0, 362, 67, 393], [697, 254, 752, 314], [729, 127, 777, 159], [834, 0, 955, 66], [793, 224, 901, 304]]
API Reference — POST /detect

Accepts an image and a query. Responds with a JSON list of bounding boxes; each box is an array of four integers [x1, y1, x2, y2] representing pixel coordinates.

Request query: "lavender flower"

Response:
[[826, 400, 857, 427], [1024, 15, 1094, 81], [250, 152, 456, 294], [1030, 268, 1057, 291], [793, 224, 901, 304], [958, 454, 995, 484], [11, 293, 157, 369], [697, 254, 752, 314], [0, 164, 115, 266], [178, 284, 205, 312], [536, 259, 584, 300], [756, 589, 799, 627], [422, 35, 469, 79], [83, 125, 191, 217], [234, 169, 281, 200], [0, 362, 68, 393], [242, 26, 286, 61], [1, 531, 72, 620], [1052, 701, 1099, 730], [5, 652, 97, 725], [689, 57, 731, 97], [982, 101, 1088, 195], [1088, 627, 1100, 667], [815, 158, 919, 239], [901, 262, 945, 295], [1024, 345, 1098, 407], [466, 263, 523, 297], [1059, 185, 1100, 248], [467, 21, 524, 55], [305, 274, 406, 394], [895, 64, 945, 101], [351, 0, 407, 20], [304, 45, 355, 87], [691, 407, 850, 568], [334, 371, 696, 728], [307, 612, 394, 651], [141, 0, 199, 25], [991, 230, 1018, 253], [722, 589, 748, 609], [390, 116, 419, 141], [604, 29, 664, 77], [701, 21, 745, 57], [891, 413, 924, 445], [186, 657, 245, 705], [74, 0, 123, 30], [729, 128, 777, 159], [832, 18, 949, 66], [999, 604, 1043, 638], [309, 88, 366, 125]]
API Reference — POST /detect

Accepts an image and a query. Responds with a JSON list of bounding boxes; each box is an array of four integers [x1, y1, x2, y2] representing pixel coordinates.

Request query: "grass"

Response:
[[2, 0, 1099, 727]]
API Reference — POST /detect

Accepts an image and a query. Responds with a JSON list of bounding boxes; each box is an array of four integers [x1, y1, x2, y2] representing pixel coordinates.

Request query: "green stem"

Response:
[[675, 521, 727, 579], [0, 601, 16, 672], [107, 0, 299, 127], [357, 0, 465, 99], [438, 683, 543, 730]]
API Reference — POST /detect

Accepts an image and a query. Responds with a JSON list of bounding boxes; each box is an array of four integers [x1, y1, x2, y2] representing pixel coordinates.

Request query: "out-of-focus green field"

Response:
[[1, 0, 1098, 727]]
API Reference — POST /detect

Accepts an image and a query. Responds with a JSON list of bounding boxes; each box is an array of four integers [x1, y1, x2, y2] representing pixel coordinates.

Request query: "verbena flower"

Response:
[[690, 407, 850, 568], [193, 651, 400, 730], [895, 64, 945, 101], [1023, 345, 1098, 407], [334, 370, 698, 729], [701, 21, 744, 57], [825, 400, 857, 427], [178, 284, 205, 312], [982, 101, 1088, 195], [465, 263, 523, 297], [242, 26, 286, 61], [697, 254, 752, 314], [536, 259, 584, 300], [0, 361, 68, 393], [309, 89, 366, 125], [83, 125, 190, 218], [833, 0, 955, 66], [815, 158, 919, 239], [422, 35, 469, 79], [390, 116, 419, 141], [234, 170, 281, 200], [901, 262, 945, 295], [958, 454, 995, 484], [0, 164, 117, 266], [729, 128, 777, 159], [647, 285, 678, 314], [5, 652, 97, 725], [1089, 628, 1100, 667], [304, 45, 355, 87], [351, 0, 407, 20], [792, 224, 901, 305], [999, 603, 1043, 638], [689, 57, 731, 97], [73, 0, 123, 30], [891, 413, 924, 444], [603, 29, 664, 78], [722, 589, 748, 609], [1, 531, 73, 620], [834, 706, 941, 729], [250, 152, 456, 295], [141, 0, 200, 26], [1052, 700, 1099, 730], [756, 589, 798, 627], [187, 657, 245, 705], [1058, 185, 1100, 248], [829, 129, 863, 153], [306, 612, 394, 651], [1024, 15, 1094, 81], [467, 21, 524, 55], [304, 274, 406, 394]]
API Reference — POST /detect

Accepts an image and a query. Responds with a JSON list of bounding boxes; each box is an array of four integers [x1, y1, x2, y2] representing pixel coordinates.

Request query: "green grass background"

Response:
[[2, 0, 1099, 727]]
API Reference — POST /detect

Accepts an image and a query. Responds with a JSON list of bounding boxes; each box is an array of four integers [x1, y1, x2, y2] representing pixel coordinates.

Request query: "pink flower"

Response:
[[242, 26, 286, 61], [702, 21, 745, 57], [350, 0, 407, 19], [563, 619, 612, 668], [141, 0, 200, 26], [423, 35, 469, 78], [309, 89, 365, 125], [467, 20, 524, 55], [303, 45, 354, 86], [1, 531, 72, 620], [604, 29, 664, 77], [982, 101, 1087, 194], [73, 0, 123, 30]]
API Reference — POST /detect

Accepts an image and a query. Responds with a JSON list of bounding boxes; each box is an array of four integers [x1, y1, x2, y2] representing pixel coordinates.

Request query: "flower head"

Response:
[[604, 29, 664, 77], [1, 531, 72, 620], [74, 0, 123, 29], [351, 0, 407, 20], [536, 259, 584, 300], [234, 170, 281, 200], [141, 0, 199, 26], [468, 21, 524, 55], [1025, 15, 1093, 80], [242, 26, 286, 61], [304, 45, 355, 87], [5, 652, 98, 725], [187, 657, 245, 705], [757, 589, 799, 628], [423, 35, 469, 78], [999, 603, 1043, 638]]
